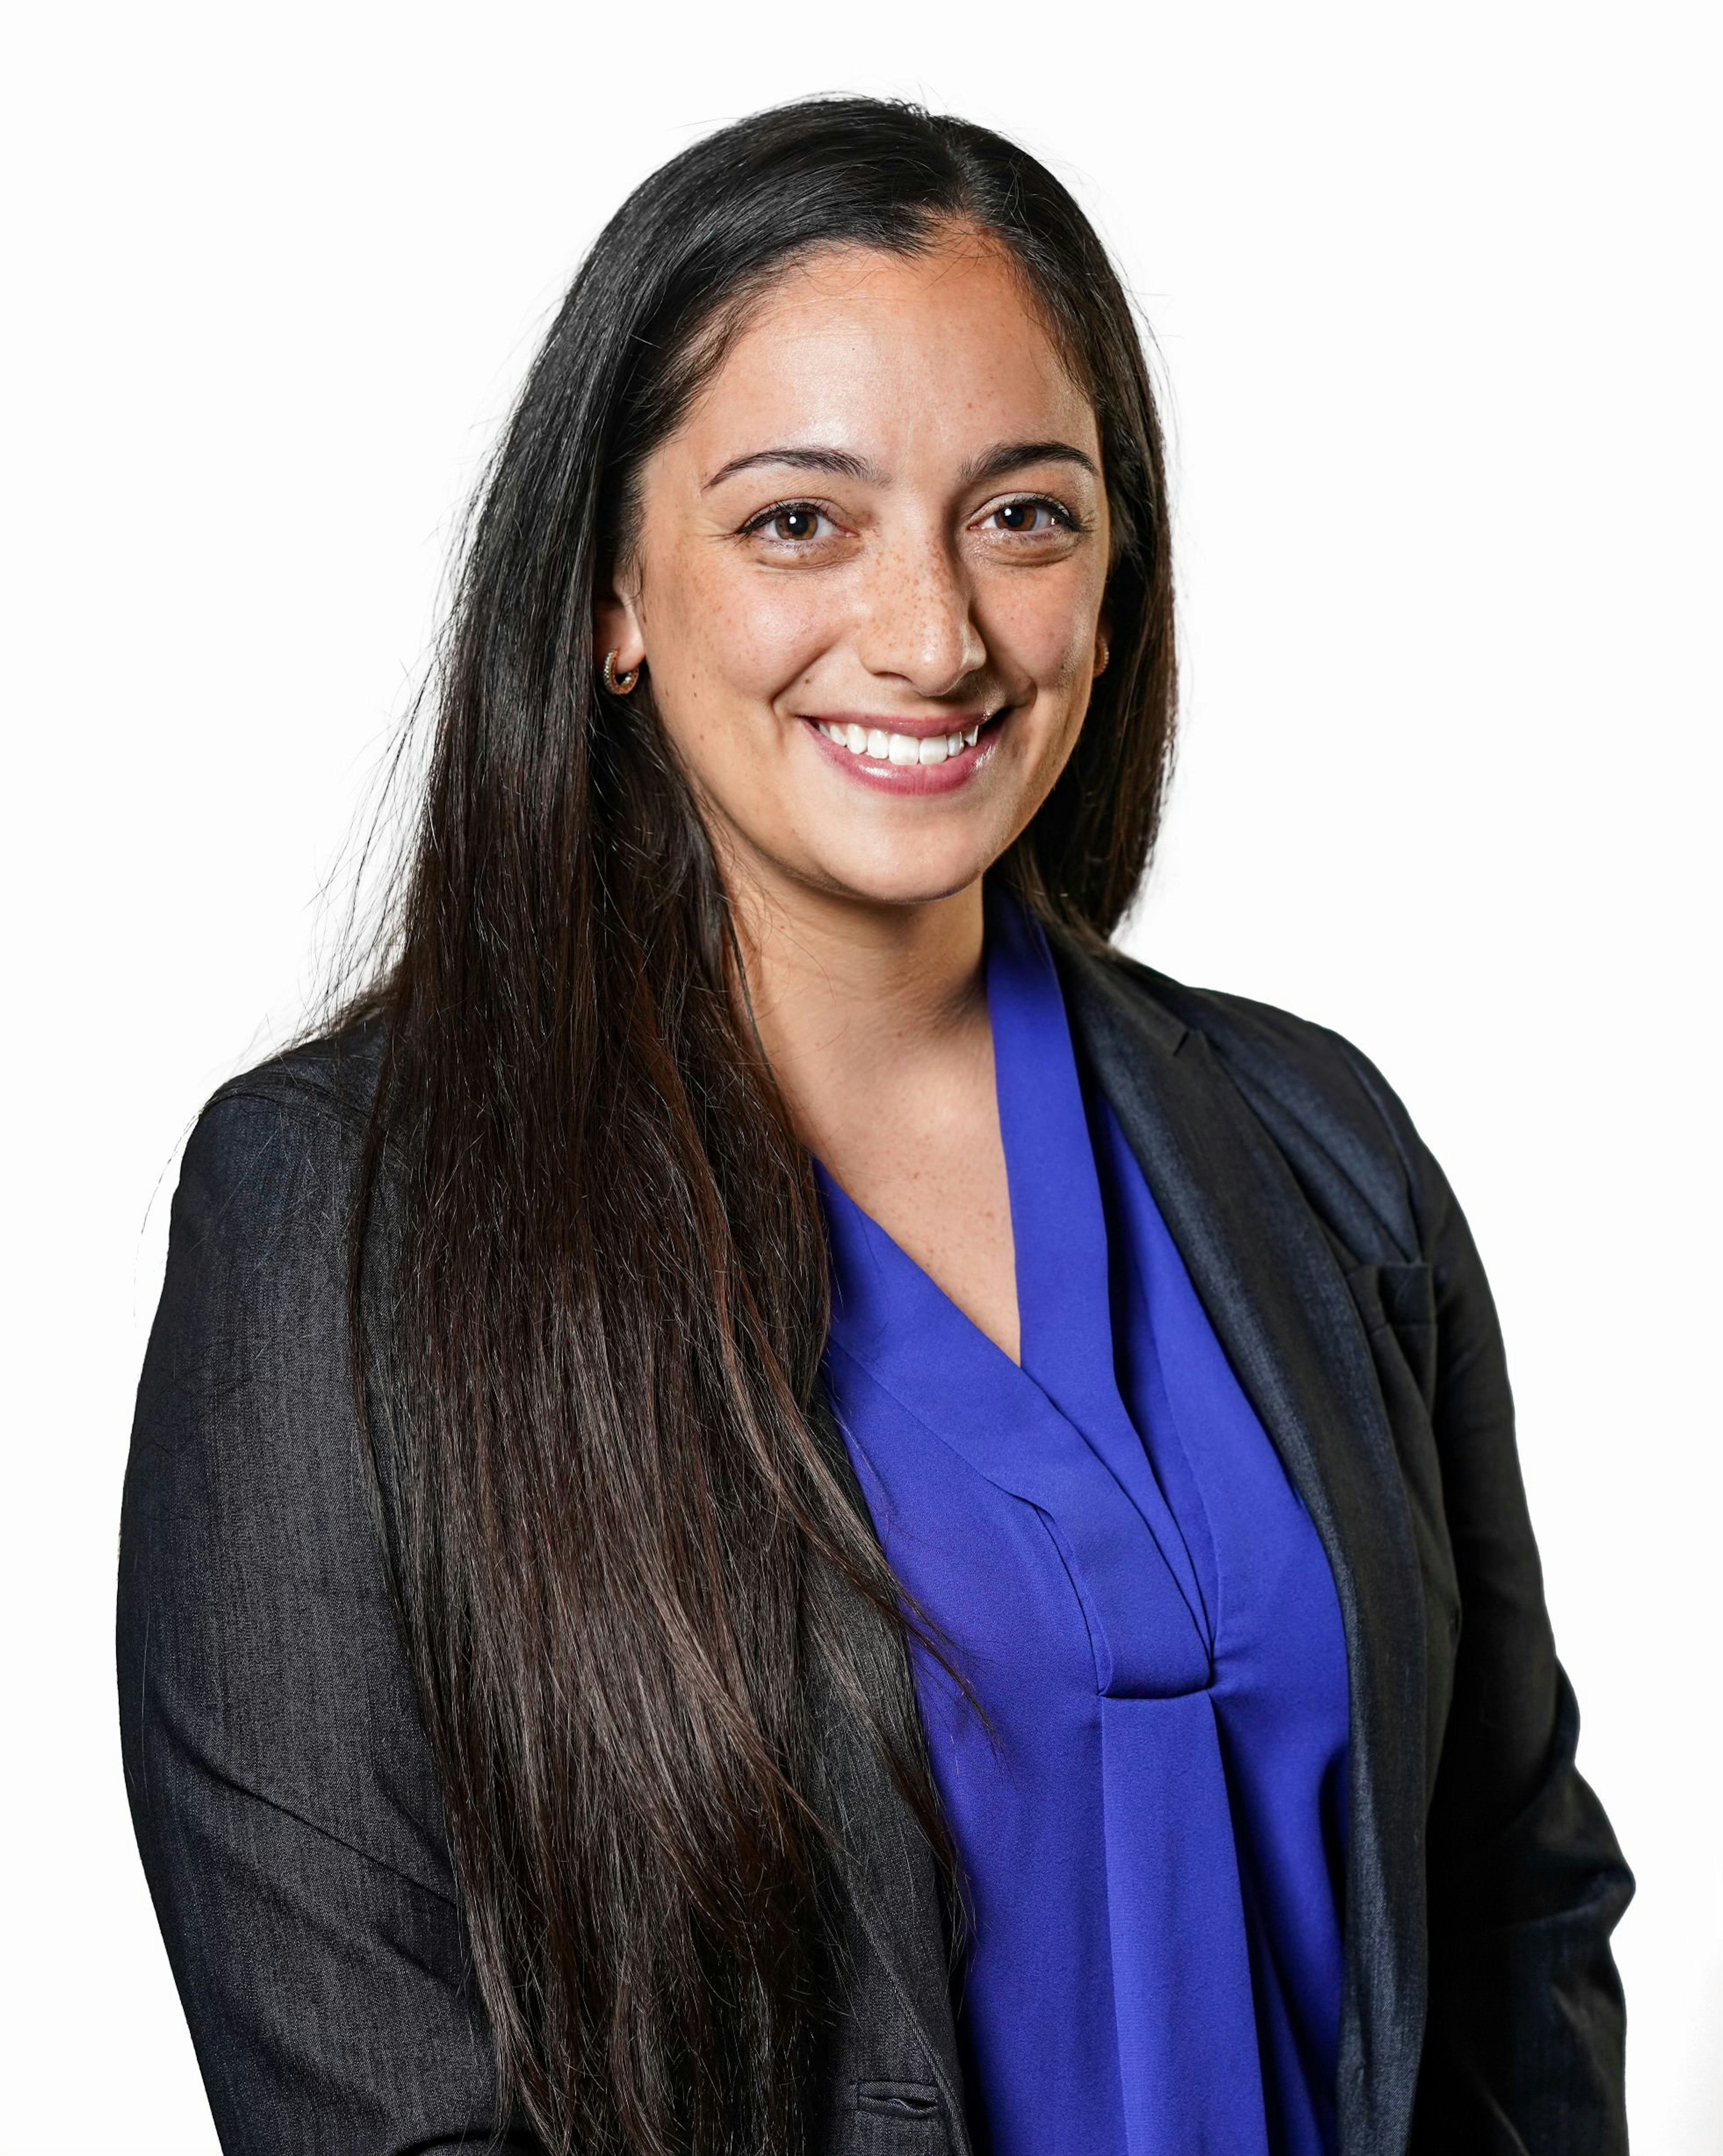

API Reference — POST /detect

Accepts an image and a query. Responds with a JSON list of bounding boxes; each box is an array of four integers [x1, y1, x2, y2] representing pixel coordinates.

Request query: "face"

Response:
[[597, 232, 1111, 921]]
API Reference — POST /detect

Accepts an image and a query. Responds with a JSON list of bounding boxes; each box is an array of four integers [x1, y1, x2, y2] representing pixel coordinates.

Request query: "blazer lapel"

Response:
[[1060, 939, 1428, 2156]]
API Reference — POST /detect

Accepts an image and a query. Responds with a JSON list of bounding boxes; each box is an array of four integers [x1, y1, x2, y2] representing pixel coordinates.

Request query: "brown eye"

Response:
[[739, 500, 846, 557], [985, 499, 1075, 536]]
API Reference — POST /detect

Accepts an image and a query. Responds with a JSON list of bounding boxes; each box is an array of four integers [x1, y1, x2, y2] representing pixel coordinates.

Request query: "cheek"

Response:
[[639, 545, 830, 848], [981, 568, 1103, 695], [656, 545, 837, 698]]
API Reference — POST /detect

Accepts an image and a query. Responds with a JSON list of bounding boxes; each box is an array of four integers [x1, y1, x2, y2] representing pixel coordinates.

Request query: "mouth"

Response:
[[800, 707, 1009, 793]]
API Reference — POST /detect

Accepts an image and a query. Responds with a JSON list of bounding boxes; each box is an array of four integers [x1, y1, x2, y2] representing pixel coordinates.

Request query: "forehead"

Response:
[[671, 236, 1100, 472]]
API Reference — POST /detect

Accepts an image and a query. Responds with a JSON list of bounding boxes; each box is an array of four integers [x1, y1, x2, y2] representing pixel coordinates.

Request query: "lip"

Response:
[[799, 708, 1008, 796]]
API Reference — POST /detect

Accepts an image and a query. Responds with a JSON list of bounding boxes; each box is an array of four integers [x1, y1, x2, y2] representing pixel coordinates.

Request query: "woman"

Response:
[[118, 97, 1631, 2156]]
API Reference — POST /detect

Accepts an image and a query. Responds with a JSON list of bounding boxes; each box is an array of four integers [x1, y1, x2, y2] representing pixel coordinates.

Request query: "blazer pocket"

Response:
[[854, 2081, 949, 2155], [1347, 1259, 1438, 1416]]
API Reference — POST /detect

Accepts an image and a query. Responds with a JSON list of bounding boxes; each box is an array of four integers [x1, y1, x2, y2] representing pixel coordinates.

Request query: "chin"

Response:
[[807, 834, 1002, 911]]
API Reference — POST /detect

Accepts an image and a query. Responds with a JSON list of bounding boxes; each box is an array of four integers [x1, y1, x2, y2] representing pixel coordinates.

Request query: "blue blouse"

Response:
[[815, 891, 1350, 2156]]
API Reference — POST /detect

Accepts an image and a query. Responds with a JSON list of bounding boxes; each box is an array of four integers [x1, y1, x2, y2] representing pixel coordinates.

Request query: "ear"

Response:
[[594, 571, 646, 681], [1093, 608, 1114, 678]]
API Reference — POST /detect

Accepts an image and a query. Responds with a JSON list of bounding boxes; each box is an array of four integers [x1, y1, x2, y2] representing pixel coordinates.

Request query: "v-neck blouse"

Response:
[[815, 890, 1349, 2156]]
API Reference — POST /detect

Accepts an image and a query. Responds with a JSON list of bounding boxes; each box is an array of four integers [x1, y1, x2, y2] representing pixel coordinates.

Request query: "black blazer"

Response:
[[118, 932, 1632, 2156]]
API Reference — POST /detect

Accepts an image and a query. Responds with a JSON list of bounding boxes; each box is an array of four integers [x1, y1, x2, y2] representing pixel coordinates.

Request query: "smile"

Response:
[[800, 707, 1007, 794], [814, 718, 982, 767]]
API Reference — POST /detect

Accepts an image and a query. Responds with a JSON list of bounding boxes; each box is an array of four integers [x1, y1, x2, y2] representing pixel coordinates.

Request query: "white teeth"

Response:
[[815, 719, 988, 764]]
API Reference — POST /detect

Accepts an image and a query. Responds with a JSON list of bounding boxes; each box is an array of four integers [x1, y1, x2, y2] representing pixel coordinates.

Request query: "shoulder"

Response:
[[160, 1020, 392, 1361], [1112, 945, 1419, 1159], [1060, 933, 1443, 1268], [201, 1015, 388, 1147], [185, 1017, 389, 1207]]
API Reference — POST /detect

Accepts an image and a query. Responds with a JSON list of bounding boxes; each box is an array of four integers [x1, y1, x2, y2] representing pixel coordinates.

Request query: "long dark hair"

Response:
[[341, 96, 1176, 2156]]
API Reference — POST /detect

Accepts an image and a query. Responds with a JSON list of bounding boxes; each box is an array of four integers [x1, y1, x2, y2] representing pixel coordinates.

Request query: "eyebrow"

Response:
[[703, 446, 877, 490], [961, 439, 1099, 486], [701, 438, 1099, 492]]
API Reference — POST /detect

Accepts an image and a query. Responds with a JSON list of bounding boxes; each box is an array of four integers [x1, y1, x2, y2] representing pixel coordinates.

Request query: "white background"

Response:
[[4, 4, 1717, 2147]]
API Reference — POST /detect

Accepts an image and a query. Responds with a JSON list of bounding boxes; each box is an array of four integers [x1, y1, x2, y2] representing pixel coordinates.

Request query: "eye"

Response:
[[980, 497, 1080, 537], [743, 501, 832, 544]]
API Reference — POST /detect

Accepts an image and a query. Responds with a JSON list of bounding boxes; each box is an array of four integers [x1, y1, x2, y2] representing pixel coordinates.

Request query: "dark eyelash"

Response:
[[739, 499, 826, 536], [738, 494, 1088, 537], [995, 494, 1085, 531]]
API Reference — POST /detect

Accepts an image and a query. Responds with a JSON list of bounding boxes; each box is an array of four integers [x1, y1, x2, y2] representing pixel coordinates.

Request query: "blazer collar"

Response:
[[1055, 931, 1428, 2156]]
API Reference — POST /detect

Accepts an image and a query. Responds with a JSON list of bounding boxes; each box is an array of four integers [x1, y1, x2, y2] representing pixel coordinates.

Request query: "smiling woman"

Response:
[[117, 96, 1629, 2156], [608, 247, 1109, 858], [598, 233, 1127, 1362]]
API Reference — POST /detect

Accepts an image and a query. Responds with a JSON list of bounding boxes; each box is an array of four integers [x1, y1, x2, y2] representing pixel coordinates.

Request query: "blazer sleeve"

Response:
[[117, 1086, 535, 2156], [1356, 1071, 1635, 2154]]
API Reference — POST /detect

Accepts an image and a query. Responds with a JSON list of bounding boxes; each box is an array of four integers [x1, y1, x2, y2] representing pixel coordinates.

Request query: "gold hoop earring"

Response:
[[1095, 636, 1111, 676], [602, 649, 641, 696]]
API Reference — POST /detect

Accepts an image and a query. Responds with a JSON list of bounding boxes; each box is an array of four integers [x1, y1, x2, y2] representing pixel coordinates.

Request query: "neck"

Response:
[[726, 865, 990, 1152]]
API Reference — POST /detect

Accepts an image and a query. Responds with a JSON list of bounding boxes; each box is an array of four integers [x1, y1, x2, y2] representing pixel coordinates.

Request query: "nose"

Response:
[[853, 527, 988, 699]]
